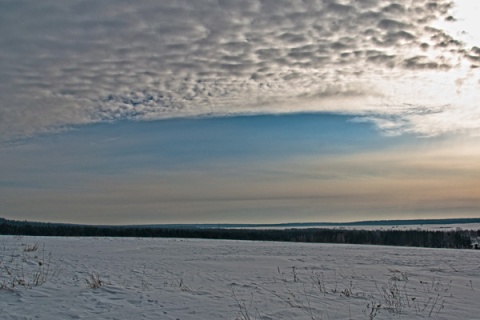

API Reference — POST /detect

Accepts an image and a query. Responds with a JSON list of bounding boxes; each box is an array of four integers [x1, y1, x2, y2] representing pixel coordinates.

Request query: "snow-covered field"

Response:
[[330, 223, 480, 232], [241, 223, 480, 231], [1, 236, 479, 319]]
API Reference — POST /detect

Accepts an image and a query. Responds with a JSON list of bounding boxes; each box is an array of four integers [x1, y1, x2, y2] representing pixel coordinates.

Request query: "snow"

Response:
[[1, 235, 479, 319], [240, 223, 480, 231], [326, 223, 480, 232]]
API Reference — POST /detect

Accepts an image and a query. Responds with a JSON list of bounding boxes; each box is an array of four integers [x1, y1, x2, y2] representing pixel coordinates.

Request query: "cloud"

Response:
[[1, 0, 478, 140]]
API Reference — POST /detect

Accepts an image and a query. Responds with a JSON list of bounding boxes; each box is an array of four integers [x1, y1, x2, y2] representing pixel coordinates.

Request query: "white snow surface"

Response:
[[1, 236, 479, 320], [241, 223, 480, 231]]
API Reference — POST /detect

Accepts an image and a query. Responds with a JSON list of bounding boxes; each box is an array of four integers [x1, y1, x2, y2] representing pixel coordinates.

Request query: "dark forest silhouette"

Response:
[[1, 217, 477, 249]]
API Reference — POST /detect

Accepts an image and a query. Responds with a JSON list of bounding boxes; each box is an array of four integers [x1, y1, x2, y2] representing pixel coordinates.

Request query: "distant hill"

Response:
[[1, 216, 480, 229], [127, 218, 480, 229]]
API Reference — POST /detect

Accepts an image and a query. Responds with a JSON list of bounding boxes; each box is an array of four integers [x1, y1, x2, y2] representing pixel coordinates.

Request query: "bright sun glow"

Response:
[[439, 0, 480, 48]]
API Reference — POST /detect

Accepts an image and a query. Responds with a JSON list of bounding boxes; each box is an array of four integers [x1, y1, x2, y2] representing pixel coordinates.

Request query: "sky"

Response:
[[1, 0, 480, 225]]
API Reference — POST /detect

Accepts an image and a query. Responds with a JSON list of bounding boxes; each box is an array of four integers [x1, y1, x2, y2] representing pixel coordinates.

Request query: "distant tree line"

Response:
[[0, 218, 477, 249]]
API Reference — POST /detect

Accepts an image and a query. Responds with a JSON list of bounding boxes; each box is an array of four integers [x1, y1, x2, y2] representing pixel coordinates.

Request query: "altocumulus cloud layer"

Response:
[[1, 0, 480, 139]]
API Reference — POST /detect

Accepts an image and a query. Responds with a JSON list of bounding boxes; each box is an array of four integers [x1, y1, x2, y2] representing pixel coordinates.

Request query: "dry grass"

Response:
[[23, 243, 39, 252], [85, 273, 103, 289], [229, 266, 451, 319], [0, 241, 60, 291]]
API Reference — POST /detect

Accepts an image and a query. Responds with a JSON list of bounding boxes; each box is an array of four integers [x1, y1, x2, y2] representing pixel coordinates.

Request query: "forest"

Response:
[[0, 217, 477, 249]]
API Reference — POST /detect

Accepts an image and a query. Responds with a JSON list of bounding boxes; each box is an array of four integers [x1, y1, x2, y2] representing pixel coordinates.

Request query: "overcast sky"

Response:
[[1, 0, 480, 224]]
